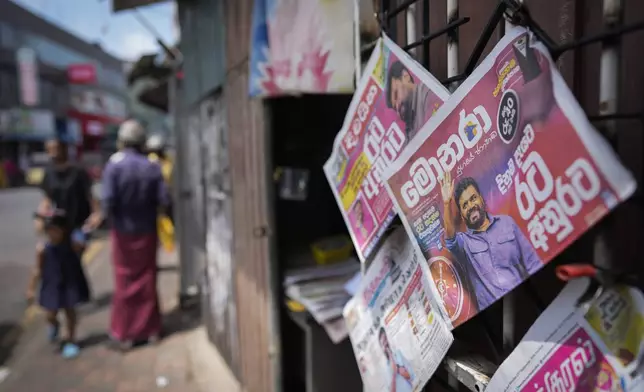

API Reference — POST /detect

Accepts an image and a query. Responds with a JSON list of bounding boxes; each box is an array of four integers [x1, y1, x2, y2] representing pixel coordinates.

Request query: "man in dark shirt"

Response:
[[386, 61, 435, 139], [36, 138, 102, 245]]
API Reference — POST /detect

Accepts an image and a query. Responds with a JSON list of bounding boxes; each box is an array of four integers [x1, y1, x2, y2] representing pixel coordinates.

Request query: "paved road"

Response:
[[0, 188, 41, 363]]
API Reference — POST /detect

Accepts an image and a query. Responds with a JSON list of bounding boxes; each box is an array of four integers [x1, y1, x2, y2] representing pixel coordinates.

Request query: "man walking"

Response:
[[102, 120, 171, 350]]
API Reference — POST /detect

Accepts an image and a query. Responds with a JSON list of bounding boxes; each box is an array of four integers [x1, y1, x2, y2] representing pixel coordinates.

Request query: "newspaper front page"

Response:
[[324, 35, 450, 261], [488, 279, 644, 391], [383, 26, 636, 328], [343, 228, 453, 392]]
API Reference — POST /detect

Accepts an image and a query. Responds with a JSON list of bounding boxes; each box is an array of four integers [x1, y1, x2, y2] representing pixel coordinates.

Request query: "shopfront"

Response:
[[67, 84, 127, 156]]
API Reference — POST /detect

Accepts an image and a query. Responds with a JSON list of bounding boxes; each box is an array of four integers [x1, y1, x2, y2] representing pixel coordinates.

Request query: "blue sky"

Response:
[[10, 0, 177, 61]]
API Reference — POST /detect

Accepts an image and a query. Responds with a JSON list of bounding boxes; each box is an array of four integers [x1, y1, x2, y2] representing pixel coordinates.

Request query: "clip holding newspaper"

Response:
[[343, 228, 453, 392], [488, 278, 644, 391], [323, 34, 450, 262], [383, 26, 636, 328]]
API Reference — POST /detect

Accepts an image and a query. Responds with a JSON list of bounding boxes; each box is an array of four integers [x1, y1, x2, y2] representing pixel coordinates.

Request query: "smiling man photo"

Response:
[[440, 171, 543, 311]]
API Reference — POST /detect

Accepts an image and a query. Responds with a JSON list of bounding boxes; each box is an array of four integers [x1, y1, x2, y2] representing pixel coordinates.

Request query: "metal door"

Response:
[[200, 92, 240, 374]]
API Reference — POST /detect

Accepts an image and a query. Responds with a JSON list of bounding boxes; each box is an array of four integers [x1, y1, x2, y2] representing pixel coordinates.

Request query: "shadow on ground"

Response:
[[78, 292, 113, 317], [0, 322, 22, 366], [77, 300, 202, 351], [79, 263, 180, 316], [158, 264, 179, 273]]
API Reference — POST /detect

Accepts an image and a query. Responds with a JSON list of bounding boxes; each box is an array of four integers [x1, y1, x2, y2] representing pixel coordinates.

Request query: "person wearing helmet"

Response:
[[102, 119, 171, 351], [146, 134, 173, 194], [146, 133, 175, 252]]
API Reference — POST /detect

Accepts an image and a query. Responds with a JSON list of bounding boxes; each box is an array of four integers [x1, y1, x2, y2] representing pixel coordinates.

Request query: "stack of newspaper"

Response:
[[284, 259, 361, 343]]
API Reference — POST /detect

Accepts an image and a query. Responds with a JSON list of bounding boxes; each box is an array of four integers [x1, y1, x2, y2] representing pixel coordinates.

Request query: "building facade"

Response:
[[0, 0, 128, 166]]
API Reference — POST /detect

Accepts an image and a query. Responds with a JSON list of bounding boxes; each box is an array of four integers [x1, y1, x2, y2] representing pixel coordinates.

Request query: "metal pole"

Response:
[[446, 0, 461, 384], [502, 0, 523, 357], [504, 0, 522, 33], [354, 0, 362, 83], [594, 0, 622, 272], [353, 0, 365, 277], [169, 70, 190, 305], [446, 0, 459, 91], [599, 0, 621, 141], [406, 2, 417, 58]]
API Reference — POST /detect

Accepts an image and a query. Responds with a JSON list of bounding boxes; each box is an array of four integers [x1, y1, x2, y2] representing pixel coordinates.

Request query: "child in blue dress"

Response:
[[27, 209, 90, 359]]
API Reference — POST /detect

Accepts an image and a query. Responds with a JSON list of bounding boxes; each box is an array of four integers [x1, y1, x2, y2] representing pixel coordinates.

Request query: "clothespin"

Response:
[[555, 263, 639, 308]]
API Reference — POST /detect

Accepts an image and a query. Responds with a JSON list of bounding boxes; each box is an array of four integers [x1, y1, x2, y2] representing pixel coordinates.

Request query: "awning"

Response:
[[139, 80, 169, 112], [112, 0, 168, 12], [128, 55, 179, 113]]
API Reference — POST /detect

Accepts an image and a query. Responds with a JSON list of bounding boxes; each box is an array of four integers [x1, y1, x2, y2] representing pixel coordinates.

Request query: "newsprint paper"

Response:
[[343, 228, 453, 392], [488, 278, 644, 392]]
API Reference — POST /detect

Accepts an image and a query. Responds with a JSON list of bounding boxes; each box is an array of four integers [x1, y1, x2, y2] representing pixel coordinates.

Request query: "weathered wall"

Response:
[[178, 0, 226, 108], [225, 0, 277, 391], [177, 0, 276, 390]]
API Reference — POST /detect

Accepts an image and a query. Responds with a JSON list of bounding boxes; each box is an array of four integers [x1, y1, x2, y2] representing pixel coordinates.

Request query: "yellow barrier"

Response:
[[0, 166, 6, 188]]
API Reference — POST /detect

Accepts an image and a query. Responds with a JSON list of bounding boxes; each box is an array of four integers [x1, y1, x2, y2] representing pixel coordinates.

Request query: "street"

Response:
[[0, 188, 41, 364], [0, 189, 208, 391]]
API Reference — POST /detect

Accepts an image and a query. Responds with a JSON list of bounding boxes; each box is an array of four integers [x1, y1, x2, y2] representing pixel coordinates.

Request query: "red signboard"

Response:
[[67, 64, 97, 84]]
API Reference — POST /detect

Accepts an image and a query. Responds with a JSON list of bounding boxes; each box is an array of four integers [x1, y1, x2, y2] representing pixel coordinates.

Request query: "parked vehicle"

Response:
[[25, 152, 49, 186]]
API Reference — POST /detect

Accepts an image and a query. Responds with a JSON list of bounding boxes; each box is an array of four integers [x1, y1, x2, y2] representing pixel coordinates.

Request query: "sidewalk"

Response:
[[0, 240, 214, 392]]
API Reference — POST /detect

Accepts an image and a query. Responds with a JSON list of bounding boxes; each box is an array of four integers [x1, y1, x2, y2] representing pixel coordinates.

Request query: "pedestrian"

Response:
[[146, 134, 175, 252], [35, 138, 103, 249], [3, 157, 19, 187], [102, 119, 170, 351], [146, 134, 173, 191], [26, 209, 90, 359]]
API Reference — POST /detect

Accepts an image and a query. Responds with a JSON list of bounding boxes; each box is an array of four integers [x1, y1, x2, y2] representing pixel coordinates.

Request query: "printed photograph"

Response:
[[349, 196, 376, 247]]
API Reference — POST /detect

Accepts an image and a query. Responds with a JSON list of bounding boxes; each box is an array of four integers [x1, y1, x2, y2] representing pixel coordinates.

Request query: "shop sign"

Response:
[[86, 120, 104, 136], [383, 27, 636, 328], [69, 86, 127, 120], [0, 108, 54, 138], [16, 47, 39, 106], [67, 63, 97, 84]]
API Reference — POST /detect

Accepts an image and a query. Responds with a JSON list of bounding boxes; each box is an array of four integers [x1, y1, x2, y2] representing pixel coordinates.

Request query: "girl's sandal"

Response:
[[61, 342, 80, 359]]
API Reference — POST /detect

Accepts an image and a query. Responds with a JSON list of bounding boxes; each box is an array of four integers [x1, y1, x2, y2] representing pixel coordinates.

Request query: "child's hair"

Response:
[[34, 209, 68, 230]]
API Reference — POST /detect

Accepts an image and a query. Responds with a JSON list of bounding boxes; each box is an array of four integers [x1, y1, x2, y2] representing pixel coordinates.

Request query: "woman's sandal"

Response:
[[107, 338, 133, 353]]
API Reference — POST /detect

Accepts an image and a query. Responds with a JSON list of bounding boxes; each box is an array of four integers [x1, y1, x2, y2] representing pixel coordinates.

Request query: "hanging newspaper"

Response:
[[383, 26, 636, 328], [249, 0, 355, 96], [343, 228, 453, 391], [488, 279, 644, 391], [324, 35, 450, 261]]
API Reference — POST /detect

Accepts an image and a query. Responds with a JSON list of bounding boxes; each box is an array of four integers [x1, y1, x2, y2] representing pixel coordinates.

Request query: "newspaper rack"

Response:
[[371, 0, 644, 390]]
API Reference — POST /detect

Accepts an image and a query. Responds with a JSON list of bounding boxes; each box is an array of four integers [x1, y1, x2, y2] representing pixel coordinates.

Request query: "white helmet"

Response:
[[146, 134, 166, 152]]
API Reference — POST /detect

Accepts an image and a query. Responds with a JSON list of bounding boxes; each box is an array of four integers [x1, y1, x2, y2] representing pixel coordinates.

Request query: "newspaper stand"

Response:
[[287, 311, 363, 392], [372, 0, 644, 390], [267, 95, 371, 391]]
